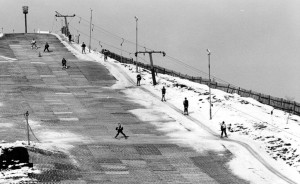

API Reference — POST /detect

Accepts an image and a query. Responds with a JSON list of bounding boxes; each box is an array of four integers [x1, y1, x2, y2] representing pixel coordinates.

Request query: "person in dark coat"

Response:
[[161, 86, 166, 101], [137, 74, 141, 86], [183, 97, 189, 115], [220, 121, 228, 138], [115, 123, 128, 139], [103, 49, 108, 61], [81, 42, 86, 54], [44, 42, 50, 52], [62, 58, 67, 69]]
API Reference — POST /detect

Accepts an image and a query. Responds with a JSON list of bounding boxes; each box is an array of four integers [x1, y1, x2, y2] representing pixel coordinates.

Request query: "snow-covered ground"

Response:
[[56, 33, 300, 183], [2, 33, 300, 183]]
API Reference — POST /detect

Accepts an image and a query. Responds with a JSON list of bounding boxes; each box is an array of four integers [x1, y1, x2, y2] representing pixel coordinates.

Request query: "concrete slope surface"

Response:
[[0, 33, 296, 184]]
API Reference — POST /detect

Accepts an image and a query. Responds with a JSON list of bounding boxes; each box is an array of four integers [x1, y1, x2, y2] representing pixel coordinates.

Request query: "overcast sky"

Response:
[[0, 0, 299, 101]]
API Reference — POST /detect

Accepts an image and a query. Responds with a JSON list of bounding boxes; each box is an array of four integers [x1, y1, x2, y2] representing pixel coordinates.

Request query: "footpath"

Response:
[[0, 33, 297, 184]]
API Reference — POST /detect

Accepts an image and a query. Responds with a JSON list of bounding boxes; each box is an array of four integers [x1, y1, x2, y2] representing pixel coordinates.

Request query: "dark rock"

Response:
[[0, 146, 29, 170]]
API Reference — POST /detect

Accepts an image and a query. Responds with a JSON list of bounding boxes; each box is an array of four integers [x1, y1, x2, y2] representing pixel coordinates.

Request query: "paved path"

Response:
[[0, 33, 261, 183]]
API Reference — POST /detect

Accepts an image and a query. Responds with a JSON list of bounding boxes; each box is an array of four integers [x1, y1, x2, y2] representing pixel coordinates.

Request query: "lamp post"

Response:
[[134, 16, 138, 72], [24, 111, 30, 145], [22, 6, 28, 33], [207, 49, 212, 120]]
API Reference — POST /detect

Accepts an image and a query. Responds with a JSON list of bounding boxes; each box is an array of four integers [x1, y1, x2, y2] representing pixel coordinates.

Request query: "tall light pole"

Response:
[[134, 16, 138, 72], [89, 9, 93, 53], [207, 49, 212, 120], [22, 6, 28, 33], [24, 111, 30, 145]]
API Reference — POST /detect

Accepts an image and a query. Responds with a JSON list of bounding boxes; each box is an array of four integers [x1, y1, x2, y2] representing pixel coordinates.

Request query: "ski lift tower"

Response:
[[55, 11, 75, 37], [135, 51, 166, 85]]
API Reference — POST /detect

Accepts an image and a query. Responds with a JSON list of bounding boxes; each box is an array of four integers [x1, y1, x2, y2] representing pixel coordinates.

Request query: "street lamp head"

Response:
[[22, 6, 28, 14], [206, 49, 211, 55], [134, 16, 138, 21]]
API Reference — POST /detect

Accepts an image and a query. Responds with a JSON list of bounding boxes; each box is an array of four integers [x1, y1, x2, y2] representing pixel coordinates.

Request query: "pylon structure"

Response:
[[135, 51, 166, 85], [55, 11, 75, 37]]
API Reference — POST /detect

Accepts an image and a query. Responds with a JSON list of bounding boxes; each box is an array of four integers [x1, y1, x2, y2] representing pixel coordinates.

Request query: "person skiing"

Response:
[[115, 123, 128, 139], [183, 97, 189, 115], [62, 58, 67, 69], [31, 38, 37, 49], [220, 121, 228, 138], [161, 86, 166, 101], [81, 42, 86, 54], [44, 42, 50, 52], [137, 74, 141, 86]]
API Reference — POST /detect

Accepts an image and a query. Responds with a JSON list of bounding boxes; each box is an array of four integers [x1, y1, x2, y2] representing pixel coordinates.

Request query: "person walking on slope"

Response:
[[31, 38, 37, 49], [220, 121, 228, 138], [136, 74, 141, 86], [81, 42, 86, 54], [115, 123, 128, 139], [44, 42, 50, 52], [62, 58, 67, 69], [161, 86, 166, 101], [183, 97, 189, 115]]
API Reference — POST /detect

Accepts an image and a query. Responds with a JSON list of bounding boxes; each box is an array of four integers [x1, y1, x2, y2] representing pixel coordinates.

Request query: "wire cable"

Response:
[[28, 124, 40, 142], [71, 14, 243, 89]]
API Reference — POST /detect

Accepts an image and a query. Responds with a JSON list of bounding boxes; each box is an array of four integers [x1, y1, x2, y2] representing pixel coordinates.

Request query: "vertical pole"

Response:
[[25, 14, 27, 33], [135, 16, 138, 72], [64, 17, 68, 36], [207, 50, 212, 120], [24, 111, 30, 145], [89, 9, 92, 53], [121, 45, 123, 63], [148, 53, 156, 85]]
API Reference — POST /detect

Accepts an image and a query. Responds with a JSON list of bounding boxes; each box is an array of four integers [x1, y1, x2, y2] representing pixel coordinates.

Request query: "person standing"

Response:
[[62, 58, 67, 69], [31, 38, 37, 49], [137, 74, 141, 86], [161, 86, 166, 101], [81, 42, 86, 54], [115, 123, 128, 139], [183, 97, 189, 115], [220, 121, 228, 138], [44, 42, 50, 52]]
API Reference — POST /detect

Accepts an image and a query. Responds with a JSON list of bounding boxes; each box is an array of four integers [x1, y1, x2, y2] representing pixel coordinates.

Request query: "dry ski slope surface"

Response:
[[0, 33, 284, 183]]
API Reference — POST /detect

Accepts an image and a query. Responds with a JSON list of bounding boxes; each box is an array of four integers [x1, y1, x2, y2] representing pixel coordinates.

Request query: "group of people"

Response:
[[135, 75, 231, 138], [32, 39, 231, 140], [30, 38, 50, 52]]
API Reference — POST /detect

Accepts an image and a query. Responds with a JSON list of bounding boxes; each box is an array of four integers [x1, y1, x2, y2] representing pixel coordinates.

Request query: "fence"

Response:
[[102, 50, 300, 116]]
